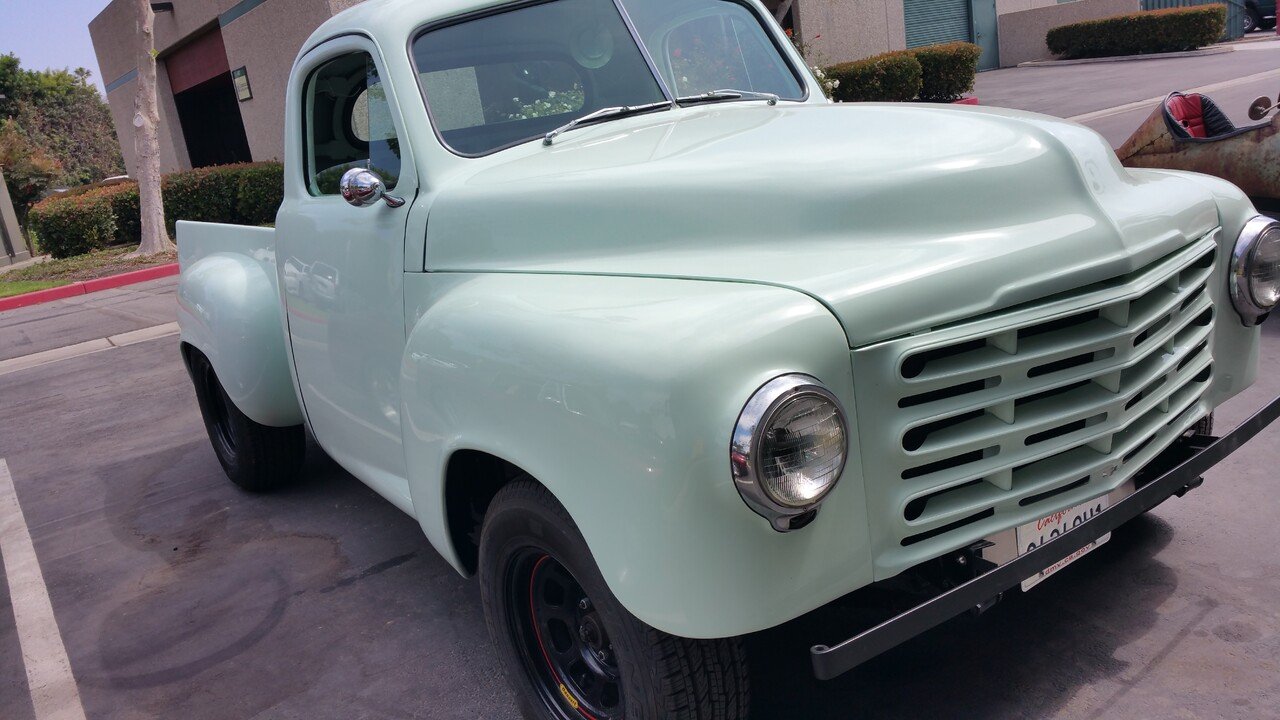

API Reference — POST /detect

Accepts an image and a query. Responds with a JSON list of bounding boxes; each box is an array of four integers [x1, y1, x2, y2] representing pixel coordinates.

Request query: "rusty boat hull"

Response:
[[1117, 101, 1280, 204]]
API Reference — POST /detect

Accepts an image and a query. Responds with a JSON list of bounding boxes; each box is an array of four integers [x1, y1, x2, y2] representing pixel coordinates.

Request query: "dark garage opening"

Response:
[[164, 27, 252, 168], [173, 73, 252, 167]]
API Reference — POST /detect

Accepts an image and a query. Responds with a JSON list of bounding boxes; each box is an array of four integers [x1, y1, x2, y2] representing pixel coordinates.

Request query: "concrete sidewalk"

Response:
[[0, 277, 177, 362]]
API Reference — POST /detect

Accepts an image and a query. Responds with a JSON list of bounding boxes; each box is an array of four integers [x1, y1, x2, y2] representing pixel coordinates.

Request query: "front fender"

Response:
[[176, 222, 303, 427], [401, 273, 871, 639]]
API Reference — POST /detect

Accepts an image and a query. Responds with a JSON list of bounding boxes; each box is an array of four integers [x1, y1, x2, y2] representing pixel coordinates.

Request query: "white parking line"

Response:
[[1068, 67, 1280, 123], [0, 322, 179, 377], [0, 459, 87, 720]]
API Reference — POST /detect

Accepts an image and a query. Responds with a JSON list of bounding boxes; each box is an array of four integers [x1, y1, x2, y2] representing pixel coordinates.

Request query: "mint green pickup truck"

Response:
[[176, 0, 1280, 716]]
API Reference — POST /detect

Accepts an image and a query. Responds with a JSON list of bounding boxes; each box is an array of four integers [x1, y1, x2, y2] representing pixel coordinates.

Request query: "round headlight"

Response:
[[731, 375, 848, 531], [1230, 216, 1280, 325]]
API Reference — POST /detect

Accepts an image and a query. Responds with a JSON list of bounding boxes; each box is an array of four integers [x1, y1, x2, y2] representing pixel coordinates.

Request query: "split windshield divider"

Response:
[[611, 0, 676, 103]]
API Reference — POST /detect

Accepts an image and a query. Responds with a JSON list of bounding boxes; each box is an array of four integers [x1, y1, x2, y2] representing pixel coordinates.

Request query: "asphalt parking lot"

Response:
[[1, 276, 1278, 720]]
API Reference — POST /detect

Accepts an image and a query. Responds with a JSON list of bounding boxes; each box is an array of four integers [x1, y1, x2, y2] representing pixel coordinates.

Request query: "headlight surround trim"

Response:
[[1230, 215, 1280, 326], [731, 374, 849, 532]]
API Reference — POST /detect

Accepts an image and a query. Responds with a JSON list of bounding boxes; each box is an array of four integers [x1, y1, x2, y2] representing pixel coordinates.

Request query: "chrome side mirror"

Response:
[[339, 168, 405, 208], [1248, 95, 1275, 121]]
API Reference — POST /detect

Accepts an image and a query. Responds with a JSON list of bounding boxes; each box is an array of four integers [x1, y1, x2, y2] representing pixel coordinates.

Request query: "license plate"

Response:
[[1016, 496, 1110, 592]]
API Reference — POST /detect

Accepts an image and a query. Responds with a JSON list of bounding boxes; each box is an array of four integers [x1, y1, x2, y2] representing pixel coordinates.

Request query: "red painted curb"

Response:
[[0, 283, 88, 311], [81, 262, 179, 293], [0, 262, 179, 313], [953, 96, 980, 105]]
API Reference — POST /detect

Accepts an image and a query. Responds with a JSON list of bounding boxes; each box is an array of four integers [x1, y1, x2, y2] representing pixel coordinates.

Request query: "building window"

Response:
[[304, 52, 401, 196]]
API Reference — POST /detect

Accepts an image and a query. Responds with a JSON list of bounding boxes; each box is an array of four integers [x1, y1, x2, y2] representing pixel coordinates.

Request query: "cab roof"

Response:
[[303, 0, 519, 57]]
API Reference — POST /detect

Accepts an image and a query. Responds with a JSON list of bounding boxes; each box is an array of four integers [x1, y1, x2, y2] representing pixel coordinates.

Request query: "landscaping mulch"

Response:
[[2, 246, 177, 284]]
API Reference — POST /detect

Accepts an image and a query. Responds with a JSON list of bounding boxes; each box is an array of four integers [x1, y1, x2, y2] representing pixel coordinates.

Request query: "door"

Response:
[[970, 0, 999, 71], [904, 0, 970, 47], [173, 73, 252, 167], [903, 0, 999, 70], [275, 37, 418, 511]]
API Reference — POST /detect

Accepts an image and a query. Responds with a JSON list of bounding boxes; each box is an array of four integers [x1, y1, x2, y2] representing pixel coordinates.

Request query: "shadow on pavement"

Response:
[[748, 515, 1179, 718]]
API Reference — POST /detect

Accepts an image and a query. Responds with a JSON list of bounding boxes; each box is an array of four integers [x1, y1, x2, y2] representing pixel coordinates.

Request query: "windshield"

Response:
[[624, 0, 803, 100], [411, 0, 804, 156]]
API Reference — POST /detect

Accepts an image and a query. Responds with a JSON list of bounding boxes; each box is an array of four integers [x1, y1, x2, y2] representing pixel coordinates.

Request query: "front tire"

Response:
[[479, 480, 750, 720], [188, 349, 306, 492]]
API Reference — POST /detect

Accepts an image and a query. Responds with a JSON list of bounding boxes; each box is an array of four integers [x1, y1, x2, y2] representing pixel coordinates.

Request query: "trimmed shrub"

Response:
[[234, 162, 284, 225], [80, 183, 140, 245], [1047, 5, 1227, 60], [162, 164, 244, 234], [911, 42, 982, 102], [24, 162, 284, 259], [27, 193, 117, 259], [51, 175, 133, 201], [826, 51, 922, 103]]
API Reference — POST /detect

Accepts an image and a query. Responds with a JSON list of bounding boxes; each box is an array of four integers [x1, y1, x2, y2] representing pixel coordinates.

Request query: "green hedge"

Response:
[[827, 51, 923, 103], [234, 162, 284, 226], [28, 192, 117, 259], [912, 42, 982, 102], [1047, 5, 1226, 59], [27, 161, 283, 257], [79, 183, 140, 245], [163, 161, 284, 232], [824, 42, 979, 103]]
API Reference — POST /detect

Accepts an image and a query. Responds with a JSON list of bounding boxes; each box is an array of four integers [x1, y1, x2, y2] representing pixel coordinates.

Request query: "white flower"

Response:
[[548, 91, 557, 98]]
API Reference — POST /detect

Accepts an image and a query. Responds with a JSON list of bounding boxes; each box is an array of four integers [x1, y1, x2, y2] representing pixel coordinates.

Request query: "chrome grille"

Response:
[[852, 234, 1219, 576]]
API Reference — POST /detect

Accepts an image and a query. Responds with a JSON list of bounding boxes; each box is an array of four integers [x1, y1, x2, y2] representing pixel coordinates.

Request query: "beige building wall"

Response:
[[221, 0, 336, 162], [998, 0, 1140, 66], [788, 0, 907, 66], [996, 0, 1058, 14], [785, 0, 1094, 67], [101, 66, 192, 176], [90, 0, 357, 175]]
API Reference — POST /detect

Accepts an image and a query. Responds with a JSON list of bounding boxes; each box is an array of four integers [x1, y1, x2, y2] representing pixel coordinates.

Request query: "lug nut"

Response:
[[579, 598, 591, 610]]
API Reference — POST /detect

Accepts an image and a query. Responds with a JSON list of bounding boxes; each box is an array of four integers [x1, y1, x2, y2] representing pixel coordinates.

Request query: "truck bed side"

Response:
[[176, 221, 304, 427]]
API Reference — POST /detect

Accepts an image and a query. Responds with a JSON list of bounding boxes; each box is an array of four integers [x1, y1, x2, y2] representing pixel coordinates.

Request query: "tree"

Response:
[[0, 119, 62, 226], [0, 53, 124, 188], [132, 0, 172, 256]]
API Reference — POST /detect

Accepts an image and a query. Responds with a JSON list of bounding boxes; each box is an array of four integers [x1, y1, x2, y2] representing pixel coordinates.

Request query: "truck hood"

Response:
[[424, 103, 1221, 347]]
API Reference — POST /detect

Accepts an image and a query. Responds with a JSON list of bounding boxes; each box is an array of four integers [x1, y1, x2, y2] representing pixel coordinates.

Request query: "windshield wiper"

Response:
[[676, 89, 779, 106], [543, 101, 673, 146]]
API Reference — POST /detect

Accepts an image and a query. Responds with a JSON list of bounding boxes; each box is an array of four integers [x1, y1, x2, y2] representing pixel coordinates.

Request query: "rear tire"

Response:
[[1245, 7, 1261, 33], [188, 349, 305, 492], [479, 480, 750, 720]]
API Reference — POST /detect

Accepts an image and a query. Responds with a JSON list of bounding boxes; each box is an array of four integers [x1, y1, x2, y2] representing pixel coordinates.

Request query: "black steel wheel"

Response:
[[187, 347, 306, 492], [479, 479, 750, 720], [508, 551, 623, 718]]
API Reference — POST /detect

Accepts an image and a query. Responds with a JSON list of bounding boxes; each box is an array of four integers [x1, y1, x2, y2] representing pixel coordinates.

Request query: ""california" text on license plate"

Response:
[[1015, 496, 1110, 591]]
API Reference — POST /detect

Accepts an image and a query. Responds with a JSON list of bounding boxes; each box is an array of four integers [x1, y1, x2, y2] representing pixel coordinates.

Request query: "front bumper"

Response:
[[810, 393, 1280, 680]]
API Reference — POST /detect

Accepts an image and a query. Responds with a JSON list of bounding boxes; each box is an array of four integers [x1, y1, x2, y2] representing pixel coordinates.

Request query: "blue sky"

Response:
[[0, 0, 109, 94]]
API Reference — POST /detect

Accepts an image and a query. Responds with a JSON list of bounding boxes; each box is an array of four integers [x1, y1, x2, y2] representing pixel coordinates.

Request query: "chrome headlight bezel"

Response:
[[731, 374, 849, 532], [1230, 215, 1280, 326]]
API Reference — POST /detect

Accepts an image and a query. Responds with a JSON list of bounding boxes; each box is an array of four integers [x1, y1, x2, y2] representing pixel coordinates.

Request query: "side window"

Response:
[[305, 52, 402, 196]]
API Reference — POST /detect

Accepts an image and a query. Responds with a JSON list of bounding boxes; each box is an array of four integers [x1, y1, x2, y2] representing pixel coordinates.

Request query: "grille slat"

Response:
[[901, 354, 1213, 529], [898, 312, 1213, 466], [898, 248, 1216, 392], [853, 233, 1221, 570]]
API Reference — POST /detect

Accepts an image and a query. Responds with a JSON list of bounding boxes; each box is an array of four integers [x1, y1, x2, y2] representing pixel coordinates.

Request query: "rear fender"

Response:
[[176, 221, 303, 427]]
